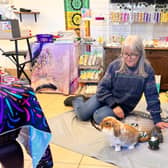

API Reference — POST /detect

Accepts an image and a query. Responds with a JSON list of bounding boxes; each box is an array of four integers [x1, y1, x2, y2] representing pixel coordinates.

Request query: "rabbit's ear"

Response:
[[113, 124, 121, 137]]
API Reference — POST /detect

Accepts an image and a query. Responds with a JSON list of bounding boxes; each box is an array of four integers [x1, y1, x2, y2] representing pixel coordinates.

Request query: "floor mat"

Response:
[[48, 111, 168, 168]]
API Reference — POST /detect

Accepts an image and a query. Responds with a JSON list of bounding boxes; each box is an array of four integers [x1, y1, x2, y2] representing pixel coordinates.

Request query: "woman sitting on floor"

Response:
[[64, 35, 168, 129]]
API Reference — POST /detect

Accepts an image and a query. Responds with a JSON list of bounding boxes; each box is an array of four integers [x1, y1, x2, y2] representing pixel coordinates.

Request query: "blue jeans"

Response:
[[72, 95, 116, 124]]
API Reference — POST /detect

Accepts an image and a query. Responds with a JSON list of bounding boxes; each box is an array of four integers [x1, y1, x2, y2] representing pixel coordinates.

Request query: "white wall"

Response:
[[90, 0, 110, 42], [0, 0, 66, 68], [13, 0, 65, 34]]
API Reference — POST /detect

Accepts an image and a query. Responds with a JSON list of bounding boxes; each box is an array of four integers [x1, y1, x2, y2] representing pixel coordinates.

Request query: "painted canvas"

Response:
[[64, 0, 89, 36]]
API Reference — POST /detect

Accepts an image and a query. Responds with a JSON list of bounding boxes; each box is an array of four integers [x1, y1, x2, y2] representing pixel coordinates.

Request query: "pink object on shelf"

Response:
[[165, 37, 168, 42], [95, 17, 105, 20]]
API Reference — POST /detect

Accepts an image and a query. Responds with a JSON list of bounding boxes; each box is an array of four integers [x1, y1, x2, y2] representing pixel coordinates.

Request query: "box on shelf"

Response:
[[0, 19, 21, 39]]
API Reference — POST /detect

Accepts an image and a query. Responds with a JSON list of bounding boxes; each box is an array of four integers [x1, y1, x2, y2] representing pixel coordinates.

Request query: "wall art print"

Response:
[[64, 0, 89, 36]]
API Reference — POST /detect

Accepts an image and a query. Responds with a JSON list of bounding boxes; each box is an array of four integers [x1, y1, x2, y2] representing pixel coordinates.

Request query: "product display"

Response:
[[77, 39, 104, 96]]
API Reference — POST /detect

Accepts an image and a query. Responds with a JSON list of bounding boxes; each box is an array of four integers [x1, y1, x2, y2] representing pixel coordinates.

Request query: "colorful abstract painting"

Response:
[[64, 0, 89, 36]]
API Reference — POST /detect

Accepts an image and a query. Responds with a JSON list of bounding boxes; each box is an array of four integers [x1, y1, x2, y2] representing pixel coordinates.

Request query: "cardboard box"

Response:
[[0, 19, 21, 39]]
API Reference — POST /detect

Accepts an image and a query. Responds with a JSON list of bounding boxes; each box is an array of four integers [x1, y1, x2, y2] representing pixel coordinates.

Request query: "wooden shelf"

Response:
[[79, 79, 99, 83], [79, 65, 101, 70], [14, 11, 40, 22], [104, 46, 168, 51], [84, 94, 95, 98]]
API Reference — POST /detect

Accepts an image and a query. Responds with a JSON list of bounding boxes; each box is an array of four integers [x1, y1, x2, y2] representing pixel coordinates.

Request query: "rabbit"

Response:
[[100, 116, 140, 152]]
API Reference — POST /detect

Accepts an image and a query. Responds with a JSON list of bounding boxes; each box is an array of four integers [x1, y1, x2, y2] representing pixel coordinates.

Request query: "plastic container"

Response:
[[36, 34, 54, 43]]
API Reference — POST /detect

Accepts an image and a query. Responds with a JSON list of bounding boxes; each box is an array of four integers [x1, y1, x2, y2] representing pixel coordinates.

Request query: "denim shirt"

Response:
[[96, 58, 161, 124]]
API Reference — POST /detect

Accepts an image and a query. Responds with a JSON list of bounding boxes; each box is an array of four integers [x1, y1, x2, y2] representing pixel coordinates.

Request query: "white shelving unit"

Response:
[[77, 40, 104, 97], [90, 1, 168, 44]]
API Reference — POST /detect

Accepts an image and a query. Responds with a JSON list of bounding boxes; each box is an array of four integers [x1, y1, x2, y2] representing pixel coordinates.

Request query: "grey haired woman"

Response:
[[64, 35, 168, 129]]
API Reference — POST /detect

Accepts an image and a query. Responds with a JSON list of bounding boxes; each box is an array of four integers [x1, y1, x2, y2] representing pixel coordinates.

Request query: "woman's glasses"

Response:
[[123, 53, 139, 59]]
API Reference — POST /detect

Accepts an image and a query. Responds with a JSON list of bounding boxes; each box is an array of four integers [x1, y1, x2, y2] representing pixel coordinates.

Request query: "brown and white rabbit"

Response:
[[100, 116, 140, 152]]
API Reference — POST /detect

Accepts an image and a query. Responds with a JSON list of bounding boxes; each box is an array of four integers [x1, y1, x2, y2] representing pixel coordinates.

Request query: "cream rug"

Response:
[[48, 111, 168, 168]]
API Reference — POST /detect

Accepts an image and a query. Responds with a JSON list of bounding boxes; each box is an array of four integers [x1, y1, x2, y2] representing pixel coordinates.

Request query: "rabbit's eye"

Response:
[[105, 122, 111, 127]]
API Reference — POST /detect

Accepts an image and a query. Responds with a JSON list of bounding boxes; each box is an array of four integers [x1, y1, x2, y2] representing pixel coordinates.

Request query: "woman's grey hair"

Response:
[[118, 35, 150, 77]]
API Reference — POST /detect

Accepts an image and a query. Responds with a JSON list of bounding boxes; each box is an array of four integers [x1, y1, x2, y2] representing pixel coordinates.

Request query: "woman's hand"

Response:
[[155, 122, 168, 129], [113, 106, 125, 119]]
